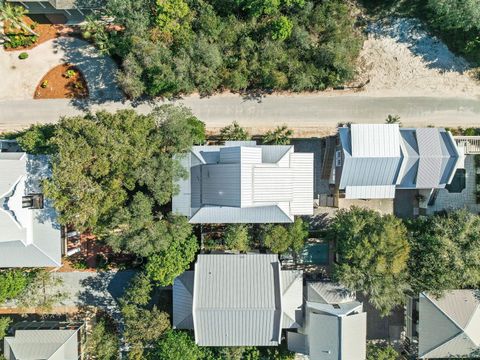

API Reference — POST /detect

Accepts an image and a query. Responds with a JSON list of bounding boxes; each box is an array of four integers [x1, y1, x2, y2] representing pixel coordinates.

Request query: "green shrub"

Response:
[[65, 69, 77, 78], [4, 35, 37, 49], [18, 52, 29, 60], [41, 80, 48, 88]]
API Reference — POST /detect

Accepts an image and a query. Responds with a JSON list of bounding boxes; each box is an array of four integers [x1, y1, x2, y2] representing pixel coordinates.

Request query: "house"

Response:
[[172, 141, 314, 223], [406, 290, 480, 359], [5, 0, 96, 24], [4, 321, 85, 360], [287, 282, 367, 360], [173, 254, 303, 346], [332, 124, 463, 201], [0, 152, 62, 268]]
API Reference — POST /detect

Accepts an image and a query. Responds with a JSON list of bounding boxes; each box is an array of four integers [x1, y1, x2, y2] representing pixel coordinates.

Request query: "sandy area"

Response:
[[354, 18, 480, 98]]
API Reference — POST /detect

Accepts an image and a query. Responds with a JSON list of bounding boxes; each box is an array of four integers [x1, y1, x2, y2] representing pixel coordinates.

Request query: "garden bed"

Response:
[[34, 64, 89, 99], [3, 16, 75, 51]]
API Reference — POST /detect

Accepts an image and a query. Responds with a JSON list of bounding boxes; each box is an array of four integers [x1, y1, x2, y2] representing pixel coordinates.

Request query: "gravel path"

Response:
[[0, 37, 123, 101]]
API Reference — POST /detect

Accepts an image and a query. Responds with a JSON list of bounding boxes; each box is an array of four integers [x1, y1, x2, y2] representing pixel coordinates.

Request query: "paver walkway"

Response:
[[0, 37, 123, 101]]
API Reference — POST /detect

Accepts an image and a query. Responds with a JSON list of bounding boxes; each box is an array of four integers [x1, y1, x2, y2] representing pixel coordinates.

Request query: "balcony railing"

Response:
[[454, 136, 480, 154]]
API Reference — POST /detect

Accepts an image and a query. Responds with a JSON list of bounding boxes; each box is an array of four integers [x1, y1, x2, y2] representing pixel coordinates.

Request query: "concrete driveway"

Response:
[[0, 37, 123, 101]]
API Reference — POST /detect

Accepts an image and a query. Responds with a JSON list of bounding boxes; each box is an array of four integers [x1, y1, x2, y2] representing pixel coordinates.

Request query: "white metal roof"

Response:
[[338, 125, 462, 199], [350, 124, 400, 158], [0, 154, 61, 268], [172, 142, 313, 223], [193, 254, 282, 346]]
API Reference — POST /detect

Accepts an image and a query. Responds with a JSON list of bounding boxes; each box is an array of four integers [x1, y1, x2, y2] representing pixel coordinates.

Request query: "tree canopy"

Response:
[[119, 273, 171, 360], [85, 319, 120, 360], [328, 207, 410, 316], [262, 218, 308, 254], [407, 210, 480, 295], [86, 0, 362, 98], [224, 224, 250, 252], [0, 270, 32, 304], [367, 344, 399, 360], [44, 106, 203, 261]]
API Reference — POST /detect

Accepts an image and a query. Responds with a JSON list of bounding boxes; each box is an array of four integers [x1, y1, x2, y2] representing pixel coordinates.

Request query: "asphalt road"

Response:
[[1, 94, 480, 134]]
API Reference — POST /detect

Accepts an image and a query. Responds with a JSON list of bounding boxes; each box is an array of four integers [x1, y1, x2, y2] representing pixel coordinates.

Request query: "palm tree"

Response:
[[0, 3, 38, 36], [263, 125, 293, 145]]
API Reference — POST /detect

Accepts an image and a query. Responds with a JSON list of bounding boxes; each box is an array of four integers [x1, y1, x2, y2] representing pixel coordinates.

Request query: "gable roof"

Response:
[[0, 153, 61, 268], [418, 290, 480, 358], [4, 329, 79, 360], [338, 125, 461, 199], [173, 142, 313, 223], [193, 254, 282, 346], [281, 270, 303, 329], [172, 271, 194, 329]]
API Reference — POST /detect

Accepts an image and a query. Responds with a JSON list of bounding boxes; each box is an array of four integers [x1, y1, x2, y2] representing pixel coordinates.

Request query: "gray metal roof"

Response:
[[338, 125, 462, 199], [288, 282, 366, 360], [307, 282, 357, 305], [418, 290, 480, 358], [172, 271, 194, 329], [4, 328, 79, 360], [172, 142, 313, 223], [193, 254, 282, 346], [281, 270, 303, 329], [0, 153, 61, 268]]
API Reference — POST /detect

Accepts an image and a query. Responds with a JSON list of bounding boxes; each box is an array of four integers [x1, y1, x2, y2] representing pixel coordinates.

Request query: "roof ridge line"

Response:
[[423, 293, 466, 331]]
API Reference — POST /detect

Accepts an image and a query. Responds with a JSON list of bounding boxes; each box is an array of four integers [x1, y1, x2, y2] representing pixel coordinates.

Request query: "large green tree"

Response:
[[144, 217, 198, 286], [119, 273, 171, 360], [224, 224, 250, 252], [0, 269, 32, 304], [328, 208, 410, 316], [85, 319, 120, 360], [151, 330, 209, 360], [262, 218, 308, 254], [408, 210, 480, 294], [44, 106, 204, 245]]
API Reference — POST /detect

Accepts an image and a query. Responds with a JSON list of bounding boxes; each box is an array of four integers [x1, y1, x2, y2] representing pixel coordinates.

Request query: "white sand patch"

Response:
[[354, 18, 480, 98]]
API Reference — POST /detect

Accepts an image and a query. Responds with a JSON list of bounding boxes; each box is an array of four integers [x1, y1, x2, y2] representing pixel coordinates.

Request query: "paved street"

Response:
[[1, 94, 480, 135]]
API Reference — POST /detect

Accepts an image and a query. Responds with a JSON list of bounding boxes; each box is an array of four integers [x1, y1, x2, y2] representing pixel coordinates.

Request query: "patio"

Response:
[[427, 154, 480, 214]]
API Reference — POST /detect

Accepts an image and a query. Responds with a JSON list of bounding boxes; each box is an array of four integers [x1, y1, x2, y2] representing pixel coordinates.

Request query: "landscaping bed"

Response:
[[34, 64, 89, 99], [4, 16, 75, 51]]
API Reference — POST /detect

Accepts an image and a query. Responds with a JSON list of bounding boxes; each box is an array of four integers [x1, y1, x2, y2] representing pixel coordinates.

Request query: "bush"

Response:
[[41, 80, 48, 88], [4, 35, 37, 49], [18, 52, 29, 60]]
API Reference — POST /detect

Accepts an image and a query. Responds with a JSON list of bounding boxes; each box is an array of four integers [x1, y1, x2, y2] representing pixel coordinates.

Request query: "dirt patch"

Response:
[[354, 18, 480, 98], [3, 16, 77, 51], [34, 64, 89, 99]]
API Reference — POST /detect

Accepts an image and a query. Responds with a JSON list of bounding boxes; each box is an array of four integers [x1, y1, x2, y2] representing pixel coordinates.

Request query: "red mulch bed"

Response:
[[34, 64, 89, 99], [4, 16, 77, 51]]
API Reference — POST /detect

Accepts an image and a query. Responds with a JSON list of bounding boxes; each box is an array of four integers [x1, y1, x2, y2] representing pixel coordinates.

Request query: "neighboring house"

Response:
[[4, 321, 85, 360], [406, 290, 480, 359], [173, 254, 303, 346], [173, 141, 314, 223], [0, 152, 62, 267], [332, 124, 463, 201], [287, 282, 367, 360], [6, 0, 99, 24]]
